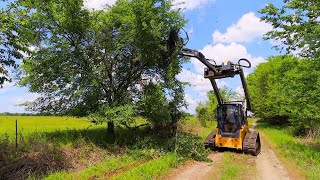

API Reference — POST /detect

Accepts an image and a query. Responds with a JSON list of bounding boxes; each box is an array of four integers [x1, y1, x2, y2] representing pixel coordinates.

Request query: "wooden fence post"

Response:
[[16, 119, 18, 148]]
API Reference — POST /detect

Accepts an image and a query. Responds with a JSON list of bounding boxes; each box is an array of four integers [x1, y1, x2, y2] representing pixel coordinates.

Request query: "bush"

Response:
[[247, 55, 320, 132], [176, 133, 209, 161]]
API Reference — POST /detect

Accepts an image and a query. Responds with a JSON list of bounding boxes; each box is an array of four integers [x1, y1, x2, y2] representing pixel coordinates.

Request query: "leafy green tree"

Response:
[[3, 0, 186, 133], [0, 1, 29, 86], [89, 104, 135, 134], [259, 0, 320, 60], [247, 55, 320, 131], [137, 82, 171, 125], [258, 1, 320, 133]]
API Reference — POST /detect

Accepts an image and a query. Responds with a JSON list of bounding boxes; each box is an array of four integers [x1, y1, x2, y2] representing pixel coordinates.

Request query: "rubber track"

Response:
[[204, 130, 216, 150], [243, 131, 261, 156]]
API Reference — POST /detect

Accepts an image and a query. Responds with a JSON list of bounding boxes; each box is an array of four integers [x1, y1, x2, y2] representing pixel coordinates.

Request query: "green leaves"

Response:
[[137, 82, 171, 126], [247, 55, 320, 130], [3, 0, 186, 120], [259, 0, 320, 59], [89, 104, 135, 126], [0, 2, 27, 85]]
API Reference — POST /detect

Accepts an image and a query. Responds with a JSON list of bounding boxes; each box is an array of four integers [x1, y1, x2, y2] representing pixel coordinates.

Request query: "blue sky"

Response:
[[0, 0, 283, 114]]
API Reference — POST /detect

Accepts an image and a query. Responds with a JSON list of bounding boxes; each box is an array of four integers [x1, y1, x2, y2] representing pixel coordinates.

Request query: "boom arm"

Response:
[[239, 67, 251, 111], [179, 48, 252, 110], [180, 48, 218, 74], [179, 48, 223, 105]]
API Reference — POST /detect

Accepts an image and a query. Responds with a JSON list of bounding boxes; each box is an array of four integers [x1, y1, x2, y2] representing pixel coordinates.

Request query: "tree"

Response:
[[137, 82, 171, 126], [258, 1, 320, 133], [3, 0, 186, 133], [247, 55, 320, 132], [259, 0, 320, 60], [0, 1, 29, 86]]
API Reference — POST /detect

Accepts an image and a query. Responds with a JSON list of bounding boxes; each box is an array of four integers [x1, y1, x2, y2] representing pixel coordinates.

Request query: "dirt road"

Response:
[[166, 153, 224, 180], [255, 138, 290, 180], [166, 121, 293, 180], [252, 121, 291, 180]]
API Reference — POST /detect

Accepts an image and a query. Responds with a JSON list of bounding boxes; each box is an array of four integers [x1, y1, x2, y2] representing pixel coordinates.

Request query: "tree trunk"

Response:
[[107, 121, 114, 135]]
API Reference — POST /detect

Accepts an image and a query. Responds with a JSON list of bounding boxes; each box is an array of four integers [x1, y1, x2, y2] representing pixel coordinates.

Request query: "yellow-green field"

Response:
[[0, 116, 103, 139]]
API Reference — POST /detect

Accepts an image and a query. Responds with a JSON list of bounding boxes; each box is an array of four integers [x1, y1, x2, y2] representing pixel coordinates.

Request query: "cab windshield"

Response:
[[221, 105, 237, 124]]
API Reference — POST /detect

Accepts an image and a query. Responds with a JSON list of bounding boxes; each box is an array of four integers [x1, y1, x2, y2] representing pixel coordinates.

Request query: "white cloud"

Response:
[[0, 91, 39, 113], [83, 0, 116, 10], [183, 93, 198, 114], [191, 42, 266, 74], [15, 93, 39, 104], [212, 12, 272, 43], [173, 0, 216, 11], [177, 68, 226, 97]]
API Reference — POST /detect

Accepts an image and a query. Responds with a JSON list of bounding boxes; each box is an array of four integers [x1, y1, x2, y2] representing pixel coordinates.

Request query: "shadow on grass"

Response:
[[0, 126, 177, 180], [38, 126, 177, 151], [255, 118, 288, 129]]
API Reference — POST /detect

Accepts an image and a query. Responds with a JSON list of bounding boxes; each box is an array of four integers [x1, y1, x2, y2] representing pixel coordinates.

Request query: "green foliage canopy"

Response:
[[247, 55, 320, 130], [0, 1, 29, 85], [259, 0, 320, 59], [2, 0, 185, 115]]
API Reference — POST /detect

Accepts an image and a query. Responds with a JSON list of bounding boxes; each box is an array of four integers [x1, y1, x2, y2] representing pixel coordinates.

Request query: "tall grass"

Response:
[[256, 121, 320, 180], [179, 116, 217, 140]]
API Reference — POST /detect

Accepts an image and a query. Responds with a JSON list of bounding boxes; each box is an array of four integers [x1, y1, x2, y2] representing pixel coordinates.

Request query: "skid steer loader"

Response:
[[170, 30, 261, 156]]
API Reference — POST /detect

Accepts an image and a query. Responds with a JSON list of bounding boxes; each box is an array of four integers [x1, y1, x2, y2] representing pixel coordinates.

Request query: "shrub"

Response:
[[176, 133, 209, 161], [247, 55, 320, 132]]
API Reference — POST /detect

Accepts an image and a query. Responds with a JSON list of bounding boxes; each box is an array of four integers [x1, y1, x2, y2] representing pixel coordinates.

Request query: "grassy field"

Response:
[[256, 121, 320, 180], [0, 115, 207, 179], [0, 116, 103, 139]]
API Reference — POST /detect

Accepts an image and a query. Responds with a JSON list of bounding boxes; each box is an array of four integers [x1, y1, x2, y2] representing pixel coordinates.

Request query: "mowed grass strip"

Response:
[[220, 152, 256, 180], [113, 153, 177, 180], [257, 123, 320, 180], [0, 116, 103, 139], [45, 153, 178, 180], [44, 155, 140, 180]]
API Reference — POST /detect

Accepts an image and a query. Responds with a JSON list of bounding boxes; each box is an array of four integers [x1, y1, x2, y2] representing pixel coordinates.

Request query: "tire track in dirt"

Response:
[[252, 120, 292, 180], [255, 138, 291, 180], [165, 153, 223, 180]]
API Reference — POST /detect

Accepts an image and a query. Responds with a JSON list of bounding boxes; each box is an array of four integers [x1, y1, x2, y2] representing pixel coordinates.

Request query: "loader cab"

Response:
[[216, 102, 246, 138]]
